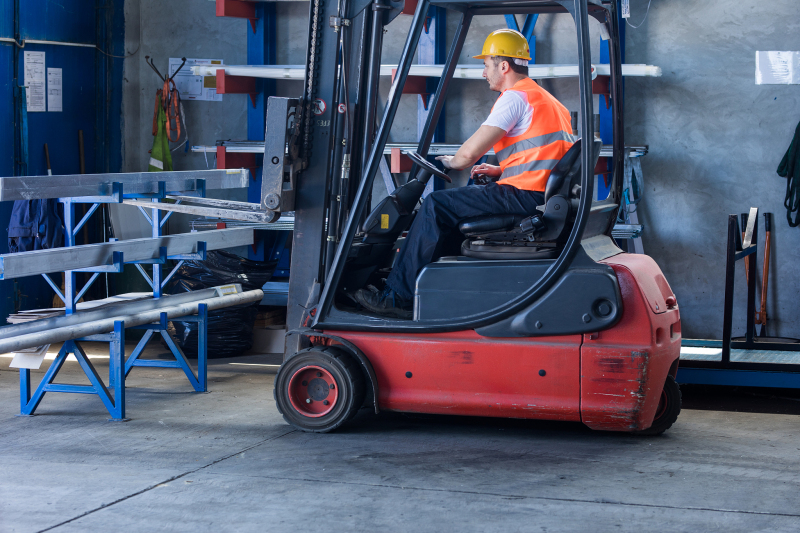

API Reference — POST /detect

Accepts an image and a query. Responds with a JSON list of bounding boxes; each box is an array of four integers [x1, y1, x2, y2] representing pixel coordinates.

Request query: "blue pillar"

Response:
[[420, 6, 446, 196], [248, 3, 277, 261], [598, 1, 625, 200]]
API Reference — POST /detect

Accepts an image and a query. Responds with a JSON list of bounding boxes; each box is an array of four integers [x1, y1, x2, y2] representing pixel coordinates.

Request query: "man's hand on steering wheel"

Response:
[[435, 155, 456, 170], [470, 163, 502, 185]]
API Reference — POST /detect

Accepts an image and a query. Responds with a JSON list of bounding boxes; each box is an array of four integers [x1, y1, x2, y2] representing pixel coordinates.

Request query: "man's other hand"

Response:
[[470, 163, 502, 185], [435, 155, 455, 169]]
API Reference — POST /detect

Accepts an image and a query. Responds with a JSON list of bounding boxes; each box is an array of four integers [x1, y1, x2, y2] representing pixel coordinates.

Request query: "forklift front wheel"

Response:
[[635, 375, 682, 436], [274, 346, 366, 433]]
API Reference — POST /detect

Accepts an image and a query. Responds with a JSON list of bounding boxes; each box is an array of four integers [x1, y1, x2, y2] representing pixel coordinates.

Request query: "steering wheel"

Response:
[[405, 150, 452, 183]]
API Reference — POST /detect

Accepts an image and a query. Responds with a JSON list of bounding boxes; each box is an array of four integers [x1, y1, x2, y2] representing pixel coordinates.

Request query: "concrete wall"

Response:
[[625, 0, 800, 338], [120, 0, 249, 237], [121, 1, 800, 339]]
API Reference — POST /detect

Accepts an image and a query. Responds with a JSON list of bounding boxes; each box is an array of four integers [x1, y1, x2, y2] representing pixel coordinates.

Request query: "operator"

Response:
[[355, 29, 574, 318]]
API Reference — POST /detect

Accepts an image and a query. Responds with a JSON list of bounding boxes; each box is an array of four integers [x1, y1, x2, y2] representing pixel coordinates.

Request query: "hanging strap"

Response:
[[778, 119, 800, 227], [163, 79, 182, 143]]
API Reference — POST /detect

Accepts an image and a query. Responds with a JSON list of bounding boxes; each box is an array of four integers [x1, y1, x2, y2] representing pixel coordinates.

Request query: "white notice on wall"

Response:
[[169, 58, 224, 102], [47, 68, 63, 112], [24, 51, 46, 112], [621, 0, 630, 18]]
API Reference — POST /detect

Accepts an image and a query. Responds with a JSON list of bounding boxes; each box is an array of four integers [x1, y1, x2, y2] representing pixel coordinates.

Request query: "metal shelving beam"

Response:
[[0, 169, 249, 201], [190, 63, 663, 80], [0, 228, 254, 279], [191, 142, 649, 158]]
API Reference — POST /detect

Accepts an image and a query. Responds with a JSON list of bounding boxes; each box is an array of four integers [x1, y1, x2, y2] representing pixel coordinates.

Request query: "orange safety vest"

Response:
[[493, 78, 574, 192]]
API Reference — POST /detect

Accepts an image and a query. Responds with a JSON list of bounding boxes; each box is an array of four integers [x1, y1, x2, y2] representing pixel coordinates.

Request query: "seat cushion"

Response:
[[459, 214, 524, 236]]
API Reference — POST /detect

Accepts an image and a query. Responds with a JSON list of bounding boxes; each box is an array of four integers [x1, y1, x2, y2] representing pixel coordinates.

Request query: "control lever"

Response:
[[520, 215, 546, 234]]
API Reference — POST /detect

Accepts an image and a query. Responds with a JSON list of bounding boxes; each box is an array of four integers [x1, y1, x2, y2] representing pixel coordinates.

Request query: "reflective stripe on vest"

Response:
[[492, 78, 574, 192], [495, 130, 576, 162], [501, 159, 562, 178]]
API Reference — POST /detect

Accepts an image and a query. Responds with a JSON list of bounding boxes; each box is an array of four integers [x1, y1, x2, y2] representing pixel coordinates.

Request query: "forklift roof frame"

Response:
[[308, 0, 624, 332]]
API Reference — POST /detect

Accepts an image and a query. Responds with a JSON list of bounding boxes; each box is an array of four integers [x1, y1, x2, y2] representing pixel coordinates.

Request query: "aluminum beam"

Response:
[[0, 289, 264, 354], [123, 199, 278, 223], [0, 228, 255, 279], [0, 169, 249, 202]]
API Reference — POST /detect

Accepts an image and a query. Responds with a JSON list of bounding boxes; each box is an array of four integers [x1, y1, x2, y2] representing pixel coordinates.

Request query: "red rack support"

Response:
[[216, 146, 257, 173], [391, 148, 413, 173], [216, 70, 258, 108], [216, 0, 258, 33], [401, 0, 419, 15], [592, 75, 611, 109], [391, 69, 429, 98]]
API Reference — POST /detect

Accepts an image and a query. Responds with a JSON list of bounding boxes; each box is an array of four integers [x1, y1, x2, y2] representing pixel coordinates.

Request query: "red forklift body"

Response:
[[331, 253, 680, 432]]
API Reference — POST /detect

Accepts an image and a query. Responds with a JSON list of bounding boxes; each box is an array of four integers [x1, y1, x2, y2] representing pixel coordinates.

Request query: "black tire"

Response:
[[274, 346, 366, 433], [636, 375, 681, 436]]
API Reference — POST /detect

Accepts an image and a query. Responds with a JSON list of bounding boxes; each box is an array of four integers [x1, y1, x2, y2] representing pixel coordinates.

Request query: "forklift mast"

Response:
[[275, 0, 624, 354]]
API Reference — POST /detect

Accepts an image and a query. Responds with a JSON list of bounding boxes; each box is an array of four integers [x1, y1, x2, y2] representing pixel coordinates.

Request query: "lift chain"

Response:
[[301, 0, 324, 160]]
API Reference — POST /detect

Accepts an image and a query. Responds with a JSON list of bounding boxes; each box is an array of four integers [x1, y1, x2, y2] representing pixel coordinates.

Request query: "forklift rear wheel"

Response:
[[636, 375, 681, 436], [274, 346, 366, 433]]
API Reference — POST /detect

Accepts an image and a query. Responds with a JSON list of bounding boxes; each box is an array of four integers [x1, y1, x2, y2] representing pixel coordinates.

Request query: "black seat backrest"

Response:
[[543, 138, 602, 202]]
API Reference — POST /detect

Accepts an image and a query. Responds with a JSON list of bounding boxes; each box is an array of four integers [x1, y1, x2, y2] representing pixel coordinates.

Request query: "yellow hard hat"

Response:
[[473, 29, 531, 61]]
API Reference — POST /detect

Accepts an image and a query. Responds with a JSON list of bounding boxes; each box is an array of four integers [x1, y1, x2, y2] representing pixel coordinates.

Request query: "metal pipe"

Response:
[[758, 212, 772, 334], [44, 144, 52, 176], [360, 0, 385, 176], [323, 0, 351, 276], [0, 289, 264, 354], [0, 289, 220, 339], [745, 214, 759, 344]]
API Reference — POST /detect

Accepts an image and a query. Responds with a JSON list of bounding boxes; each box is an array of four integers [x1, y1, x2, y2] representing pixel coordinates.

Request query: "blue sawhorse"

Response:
[[19, 321, 128, 420], [17, 304, 210, 420], [125, 306, 208, 392]]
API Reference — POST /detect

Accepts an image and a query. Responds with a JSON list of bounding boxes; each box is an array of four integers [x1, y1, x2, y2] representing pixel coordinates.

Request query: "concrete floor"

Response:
[[1, 343, 799, 532]]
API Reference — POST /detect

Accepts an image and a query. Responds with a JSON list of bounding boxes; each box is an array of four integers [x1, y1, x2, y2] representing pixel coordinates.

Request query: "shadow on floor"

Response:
[[680, 384, 800, 415]]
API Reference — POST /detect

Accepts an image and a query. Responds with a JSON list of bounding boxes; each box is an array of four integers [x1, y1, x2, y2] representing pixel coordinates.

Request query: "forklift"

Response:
[[265, 0, 682, 434]]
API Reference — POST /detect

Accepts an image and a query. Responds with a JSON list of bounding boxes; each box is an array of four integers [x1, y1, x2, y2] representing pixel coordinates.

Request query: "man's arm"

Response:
[[436, 125, 506, 170]]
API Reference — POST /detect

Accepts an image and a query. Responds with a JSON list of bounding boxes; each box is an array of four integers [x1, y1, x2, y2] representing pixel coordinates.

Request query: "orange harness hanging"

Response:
[[152, 78, 181, 143]]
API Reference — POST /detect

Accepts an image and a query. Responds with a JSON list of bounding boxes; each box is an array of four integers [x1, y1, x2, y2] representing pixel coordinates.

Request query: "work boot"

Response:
[[354, 286, 412, 319]]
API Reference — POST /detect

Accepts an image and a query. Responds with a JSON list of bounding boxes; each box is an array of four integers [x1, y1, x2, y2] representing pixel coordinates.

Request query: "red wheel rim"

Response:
[[654, 388, 668, 420], [287, 365, 339, 418]]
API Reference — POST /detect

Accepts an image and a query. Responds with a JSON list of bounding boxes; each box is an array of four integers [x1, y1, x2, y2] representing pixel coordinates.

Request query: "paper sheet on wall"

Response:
[[24, 51, 46, 112], [621, 0, 630, 18], [47, 68, 63, 112], [755, 51, 800, 84], [169, 58, 224, 101]]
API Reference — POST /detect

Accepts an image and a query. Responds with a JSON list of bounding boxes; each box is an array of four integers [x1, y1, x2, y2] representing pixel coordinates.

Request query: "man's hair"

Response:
[[491, 55, 529, 76]]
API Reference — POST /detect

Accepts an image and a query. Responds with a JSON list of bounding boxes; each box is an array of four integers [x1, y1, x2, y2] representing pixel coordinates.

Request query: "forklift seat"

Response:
[[459, 139, 601, 260]]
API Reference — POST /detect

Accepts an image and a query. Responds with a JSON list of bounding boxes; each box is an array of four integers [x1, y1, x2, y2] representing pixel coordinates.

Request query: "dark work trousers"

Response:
[[385, 182, 544, 300]]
